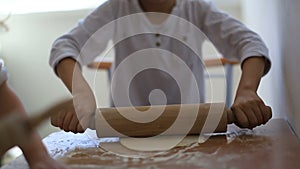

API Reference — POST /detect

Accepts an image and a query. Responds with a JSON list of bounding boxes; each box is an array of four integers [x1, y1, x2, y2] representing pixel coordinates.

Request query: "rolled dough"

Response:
[[100, 141, 158, 158]]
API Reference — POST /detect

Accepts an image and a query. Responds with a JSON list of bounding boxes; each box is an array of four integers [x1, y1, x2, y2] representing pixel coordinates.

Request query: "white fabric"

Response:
[[50, 0, 270, 107], [0, 59, 8, 86]]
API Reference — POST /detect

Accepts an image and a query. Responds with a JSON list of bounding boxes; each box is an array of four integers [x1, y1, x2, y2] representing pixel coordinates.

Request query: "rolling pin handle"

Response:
[[227, 109, 236, 124]]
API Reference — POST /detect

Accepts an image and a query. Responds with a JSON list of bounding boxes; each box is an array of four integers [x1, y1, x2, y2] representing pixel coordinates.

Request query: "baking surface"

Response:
[[2, 119, 300, 169]]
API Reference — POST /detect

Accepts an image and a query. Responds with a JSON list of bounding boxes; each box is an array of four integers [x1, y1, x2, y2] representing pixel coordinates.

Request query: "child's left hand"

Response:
[[231, 88, 272, 129]]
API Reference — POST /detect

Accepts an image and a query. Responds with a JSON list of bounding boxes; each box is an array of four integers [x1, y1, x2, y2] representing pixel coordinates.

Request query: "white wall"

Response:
[[279, 0, 300, 136], [0, 1, 243, 138]]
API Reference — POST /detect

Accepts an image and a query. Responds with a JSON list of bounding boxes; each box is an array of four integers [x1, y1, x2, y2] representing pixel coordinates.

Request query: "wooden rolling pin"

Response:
[[50, 102, 236, 137], [95, 103, 236, 137]]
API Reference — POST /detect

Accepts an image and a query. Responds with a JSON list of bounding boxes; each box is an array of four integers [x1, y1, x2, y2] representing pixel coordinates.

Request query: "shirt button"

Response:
[[155, 33, 160, 37], [156, 42, 161, 47]]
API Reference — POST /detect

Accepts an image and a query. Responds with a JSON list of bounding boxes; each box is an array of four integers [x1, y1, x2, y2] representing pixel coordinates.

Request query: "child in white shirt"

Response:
[[50, 0, 272, 133]]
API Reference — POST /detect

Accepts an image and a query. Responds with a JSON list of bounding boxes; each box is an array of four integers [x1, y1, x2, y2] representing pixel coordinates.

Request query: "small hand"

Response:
[[231, 89, 272, 129], [55, 106, 84, 133], [0, 114, 34, 151], [53, 92, 96, 133]]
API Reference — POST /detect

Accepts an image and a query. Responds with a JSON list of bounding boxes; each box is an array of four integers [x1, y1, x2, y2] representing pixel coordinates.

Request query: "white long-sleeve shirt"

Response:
[[50, 0, 270, 107]]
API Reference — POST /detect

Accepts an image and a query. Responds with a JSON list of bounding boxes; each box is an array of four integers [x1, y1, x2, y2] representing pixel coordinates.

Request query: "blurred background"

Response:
[[0, 0, 299, 165]]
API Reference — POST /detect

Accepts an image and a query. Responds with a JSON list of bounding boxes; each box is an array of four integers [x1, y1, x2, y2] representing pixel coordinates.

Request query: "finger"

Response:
[[262, 106, 272, 124], [78, 114, 90, 130], [62, 111, 73, 132], [69, 114, 79, 133], [242, 106, 259, 129], [57, 110, 66, 129], [76, 123, 85, 133], [266, 106, 272, 120], [89, 114, 96, 130], [252, 101, 264, 125], [50, 112, 60, 128], [232, 106, 249, 128], [258, 104, 267, 124]]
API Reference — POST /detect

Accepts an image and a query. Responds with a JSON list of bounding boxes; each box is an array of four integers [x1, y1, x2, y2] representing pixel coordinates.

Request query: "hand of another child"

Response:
[[0, 114, 31, 151]]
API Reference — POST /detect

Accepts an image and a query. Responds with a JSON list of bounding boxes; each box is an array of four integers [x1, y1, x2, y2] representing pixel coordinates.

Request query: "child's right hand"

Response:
[[51, 91, 96, 133]]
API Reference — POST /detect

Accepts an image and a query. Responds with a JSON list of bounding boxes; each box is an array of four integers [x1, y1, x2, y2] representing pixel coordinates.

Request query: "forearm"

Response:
[[0, 82, 26, 154], [56, 58, 91, 93], [0, 83, 50, 161], [21, 132, 51, 166], [0, 82, 26, 118], [56, 58, 78, 93], [0, 119, 15, 156], [54, 58, 96, 131], [236, 57, 265, 93]]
